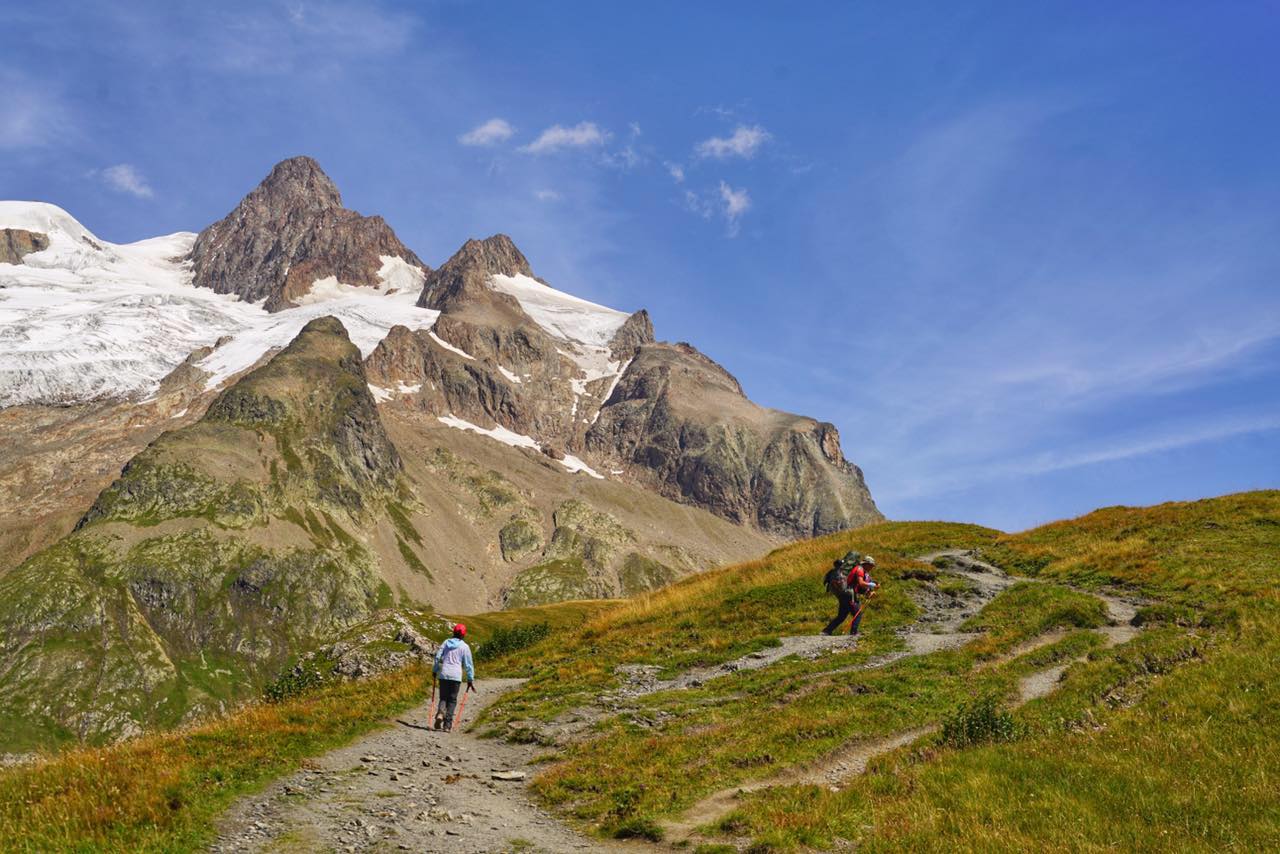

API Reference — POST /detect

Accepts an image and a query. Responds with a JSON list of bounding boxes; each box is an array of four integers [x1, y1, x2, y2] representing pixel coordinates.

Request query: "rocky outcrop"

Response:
[[189, 157, 426, 311], [373, 236, 623, 450], [608, 309, 656, 361], [0, 229, 48, 265], [504, 500, 677, 607], [416, 234, 532, 312], [586, 342, 881, 539]]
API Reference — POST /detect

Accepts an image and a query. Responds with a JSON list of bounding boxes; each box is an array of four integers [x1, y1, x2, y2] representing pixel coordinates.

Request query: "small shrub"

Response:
[[613, 816, 664, 841], [475, 622, 552, 660], [264, 659, 333, 702], [940, 694, 1020, 748]]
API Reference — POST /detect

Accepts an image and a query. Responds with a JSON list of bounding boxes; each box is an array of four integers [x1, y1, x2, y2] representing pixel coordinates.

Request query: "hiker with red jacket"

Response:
[[822, 553, 879, 636]]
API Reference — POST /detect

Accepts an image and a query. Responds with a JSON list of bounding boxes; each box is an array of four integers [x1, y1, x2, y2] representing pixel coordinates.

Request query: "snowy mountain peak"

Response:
[[0, 201, 118, 267], [0, 200, 95, 239]]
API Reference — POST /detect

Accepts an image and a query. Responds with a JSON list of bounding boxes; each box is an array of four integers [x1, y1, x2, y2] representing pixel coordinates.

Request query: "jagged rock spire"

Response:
[[189, 156, 426, 311]]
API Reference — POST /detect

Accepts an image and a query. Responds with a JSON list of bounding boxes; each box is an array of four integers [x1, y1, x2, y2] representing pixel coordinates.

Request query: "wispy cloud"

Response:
[[696, 124, 770, 159], [0, 68, 73, 151], [98, 163, 155, 198], [459, 118, 514, 147], [680, 181, 753, 236], [535, 189, 561, 202], [719, 181, 751, 236], [520, 122, 609, 155], [96, 1, 417, 78], [879, 410, 1280, 503], [683, 189, 713, 219], [665, 162, 685, 183]]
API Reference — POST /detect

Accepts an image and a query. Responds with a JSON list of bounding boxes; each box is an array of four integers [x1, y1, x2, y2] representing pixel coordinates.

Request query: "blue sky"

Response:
[[3, 1, 1277, 531]]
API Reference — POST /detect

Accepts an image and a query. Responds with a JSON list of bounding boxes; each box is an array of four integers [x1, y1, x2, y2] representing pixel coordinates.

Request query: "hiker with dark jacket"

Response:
[[822, 553, 879, 636], [432, 623, 475, 732]]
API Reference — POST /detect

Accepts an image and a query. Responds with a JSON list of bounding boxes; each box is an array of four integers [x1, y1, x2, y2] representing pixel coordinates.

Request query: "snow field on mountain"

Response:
[[0, 203, 437, 406], [489, 272, 628, 347]]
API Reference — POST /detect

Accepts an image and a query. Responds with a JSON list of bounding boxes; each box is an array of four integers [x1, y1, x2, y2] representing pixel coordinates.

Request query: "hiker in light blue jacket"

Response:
[[432, 623, 475, 732]]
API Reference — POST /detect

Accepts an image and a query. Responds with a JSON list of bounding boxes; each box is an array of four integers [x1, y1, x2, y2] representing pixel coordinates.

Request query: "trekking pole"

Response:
[[850, 589, 877, 627], [427, 677, 437, 728], [454, 689, 470, 730]]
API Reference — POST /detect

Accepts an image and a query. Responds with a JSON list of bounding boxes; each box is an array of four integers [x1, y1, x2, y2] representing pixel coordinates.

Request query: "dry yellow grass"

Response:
[[0, 666, 430, 853]]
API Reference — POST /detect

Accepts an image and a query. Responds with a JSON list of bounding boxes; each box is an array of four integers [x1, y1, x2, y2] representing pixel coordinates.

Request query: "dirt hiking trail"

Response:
[[211, 677, 632, 854]]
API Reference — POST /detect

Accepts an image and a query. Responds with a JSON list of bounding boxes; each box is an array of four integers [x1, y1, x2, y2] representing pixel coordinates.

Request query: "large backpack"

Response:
[[823, 551, 860, 594]]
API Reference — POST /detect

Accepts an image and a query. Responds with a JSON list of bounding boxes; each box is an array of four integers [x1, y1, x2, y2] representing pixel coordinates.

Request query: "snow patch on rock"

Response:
[[428, 331, 475, 360], [489, 272, 628, 347], [437, 414, 604, 478]]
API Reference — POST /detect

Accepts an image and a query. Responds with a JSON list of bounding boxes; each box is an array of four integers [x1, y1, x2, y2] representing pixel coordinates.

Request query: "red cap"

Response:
[[452, 623, 466, 637]]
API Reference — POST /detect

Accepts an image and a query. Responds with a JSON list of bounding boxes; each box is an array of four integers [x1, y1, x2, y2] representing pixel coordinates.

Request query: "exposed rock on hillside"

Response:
[[587, 342, 881, 538], [608, 309, 656, 361], [504, 499, 678, 607], [0, 317, 414, 748], [372, 236, 627, 451], [189, 157, 427, 311], [0, 228, 48, 264], [416, 234, 533, 312]]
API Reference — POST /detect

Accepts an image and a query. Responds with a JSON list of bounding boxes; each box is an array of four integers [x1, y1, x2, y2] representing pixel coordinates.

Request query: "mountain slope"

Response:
[[587, 341, 880, 538], [0, 317, 409, 748], [5, 492, 1273, 851]]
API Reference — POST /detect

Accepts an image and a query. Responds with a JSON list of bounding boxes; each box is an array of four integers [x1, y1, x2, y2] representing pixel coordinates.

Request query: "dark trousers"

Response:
[[824, 592, 859, 635], [435, 679, 461, 730]]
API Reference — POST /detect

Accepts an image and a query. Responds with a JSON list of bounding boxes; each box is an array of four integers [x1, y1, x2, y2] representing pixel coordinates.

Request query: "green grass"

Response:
[[527, 580, 1106, 836], [701, 491, 1280, 851], [476, 521, 1000, 731]]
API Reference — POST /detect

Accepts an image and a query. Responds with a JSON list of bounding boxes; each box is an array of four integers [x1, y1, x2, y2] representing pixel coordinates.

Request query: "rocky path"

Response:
[[211, 678, 630, 854]]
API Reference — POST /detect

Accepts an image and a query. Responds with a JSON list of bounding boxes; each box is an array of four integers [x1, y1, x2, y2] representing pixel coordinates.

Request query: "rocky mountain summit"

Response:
[[189, 156, 427, 310]]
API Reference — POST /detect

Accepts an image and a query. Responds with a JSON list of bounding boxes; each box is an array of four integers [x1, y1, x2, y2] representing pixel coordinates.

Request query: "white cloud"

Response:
[[520, 122, 609, 155], [535, 189, 561, 202], [628, 121, 642, 138], [665, 162, 685, 183], [459, 117, 514, 146], [99, 163, 155, 198], [719, 181, 751, 235], [696, 124, 770, 159], [683, 190, 713, 219], [603, 145, 643, 170]]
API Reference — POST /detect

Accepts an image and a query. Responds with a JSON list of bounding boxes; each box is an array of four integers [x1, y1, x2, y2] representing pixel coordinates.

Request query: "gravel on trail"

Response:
[[210, 678, 632, 854]]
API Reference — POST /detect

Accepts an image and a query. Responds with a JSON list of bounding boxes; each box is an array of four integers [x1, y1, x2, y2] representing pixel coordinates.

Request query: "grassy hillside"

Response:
[[466, 491, 1277, 850], [0, 491, 1275, 852], [0, 317, 411, 751]]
